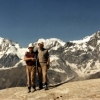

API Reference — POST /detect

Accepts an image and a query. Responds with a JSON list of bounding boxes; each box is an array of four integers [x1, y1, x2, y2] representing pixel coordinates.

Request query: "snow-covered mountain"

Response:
[[0, 38, 66, 68], [34, 38, 65, 51], [1, 31, 100, 89], [62, 31, 100, 78], [0, 37, 27, 68], [0, 37, 27, 59], [1, 31, 100, 74]]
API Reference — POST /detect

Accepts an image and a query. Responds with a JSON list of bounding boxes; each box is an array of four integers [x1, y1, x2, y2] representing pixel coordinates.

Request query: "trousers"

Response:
[[26, 65, 36, 87], [37, 63, 48, 83]]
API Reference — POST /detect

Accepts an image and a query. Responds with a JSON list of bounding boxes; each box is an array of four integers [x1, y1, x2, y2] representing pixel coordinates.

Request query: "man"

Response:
[[37, 42, 50, 90], [24, 43, 36, 93]]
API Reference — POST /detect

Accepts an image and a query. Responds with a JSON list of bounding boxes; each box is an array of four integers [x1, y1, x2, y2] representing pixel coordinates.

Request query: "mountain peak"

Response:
[[69, 31, 100, 44], [37, 38, 65, 45], [36, 38, 66, 50]]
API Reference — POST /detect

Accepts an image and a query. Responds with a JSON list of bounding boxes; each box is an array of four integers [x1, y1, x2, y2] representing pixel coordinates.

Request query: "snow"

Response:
[[50, 55, 66, 73], [38, 38, 65, 46], [5, 44, 27, 59], [88, 45, 95, 51], [93, 60, 100, 69], [0, 37, 3, 43], [70, 36, 92, 44], [65, 42, 88, 52], [97, 40, 100, 45], [86, 60, 98, 73], [66, 61, 85, 77], [70, 48, 76, 52], [17, 48, 27, 59], [66, 59, 100, 79], [6, 46, 17, 55], [66, 60, 89, 77], [0, 37, 28, 60], [50, 55, 59, 62], [37, 38, 65, 50], [50, 68, 65, 73]]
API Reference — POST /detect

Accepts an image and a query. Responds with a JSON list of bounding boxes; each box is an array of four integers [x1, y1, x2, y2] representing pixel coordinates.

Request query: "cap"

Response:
[[38, 41, 44, 46], [28, 43, 34, 48]]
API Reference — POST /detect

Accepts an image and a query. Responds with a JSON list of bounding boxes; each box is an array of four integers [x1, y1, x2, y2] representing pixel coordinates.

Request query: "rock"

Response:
[[0, 65, 71, 90], [0, 54, 20, 68], [0, 79, 100, 100]]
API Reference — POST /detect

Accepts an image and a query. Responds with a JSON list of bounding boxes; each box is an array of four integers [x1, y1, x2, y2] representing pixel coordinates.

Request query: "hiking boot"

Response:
[[39, 85, 43, 90], [39, 82, 43, 90], [28, 89, 31, 93], [44, 82, 48, 90], [31, 88, 36, 92], [32, 85, 36, 92], [28, 87, 31, 93], [44, 85, 48, 90]]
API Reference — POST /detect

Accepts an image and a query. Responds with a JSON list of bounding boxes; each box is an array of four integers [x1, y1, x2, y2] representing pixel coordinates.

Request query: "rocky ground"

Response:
[[0, 79, 100, 100]]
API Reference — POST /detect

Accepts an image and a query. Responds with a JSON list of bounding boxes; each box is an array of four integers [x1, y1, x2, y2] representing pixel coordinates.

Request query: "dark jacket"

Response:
[[25, 52, 36, 66]]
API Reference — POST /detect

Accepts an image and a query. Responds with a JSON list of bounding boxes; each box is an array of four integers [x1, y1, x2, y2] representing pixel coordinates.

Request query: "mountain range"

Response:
[[0, 31, 100, 89]]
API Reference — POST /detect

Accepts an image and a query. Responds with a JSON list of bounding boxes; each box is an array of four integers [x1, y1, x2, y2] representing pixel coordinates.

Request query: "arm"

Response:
[[47, 58, 50, 65], [47, 57, 50, 69], [46, 50, 50, 68], [24, 56, 35, 61], [24, 52, 36, 61]]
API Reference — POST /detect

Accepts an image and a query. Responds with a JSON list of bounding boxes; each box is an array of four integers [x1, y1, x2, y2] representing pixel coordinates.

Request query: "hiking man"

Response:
[[37, 41, 50, 90], [24, 43, 36, 93]]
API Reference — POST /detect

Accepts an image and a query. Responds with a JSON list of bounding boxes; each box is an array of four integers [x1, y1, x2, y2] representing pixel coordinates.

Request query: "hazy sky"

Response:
[[0, 0, 100, 47]]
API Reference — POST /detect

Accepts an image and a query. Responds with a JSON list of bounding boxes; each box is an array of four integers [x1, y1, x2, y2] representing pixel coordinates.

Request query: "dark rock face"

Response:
[[0, 54, 20, 68], [0, 66, 27, 89], [88, 32, 100, 47], [65, 42, 75, 47], [0, 65, 70, 90], [89, 72, 100, 79]]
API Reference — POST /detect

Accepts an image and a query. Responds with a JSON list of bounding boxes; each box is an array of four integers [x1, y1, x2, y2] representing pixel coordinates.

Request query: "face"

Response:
[[38, 44, 43, 49], [28, 47, 34, 52]]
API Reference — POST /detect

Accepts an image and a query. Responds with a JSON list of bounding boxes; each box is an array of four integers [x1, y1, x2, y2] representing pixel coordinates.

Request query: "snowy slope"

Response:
[[35, 38, 65, 50], [0, 37, 27, 59], [70, 31, 98, 44], [0, 37, 16, 58], [0, 37, 65, 59], [0, 37, 27, 68], [0, 37, 66, 69], [70, 36, 91, 44], [62, 31, 100, 78]]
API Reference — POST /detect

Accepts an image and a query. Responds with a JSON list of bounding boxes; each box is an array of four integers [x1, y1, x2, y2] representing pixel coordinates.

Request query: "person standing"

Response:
[[24, 43, 36, 93], [37, 42, 50, 90]]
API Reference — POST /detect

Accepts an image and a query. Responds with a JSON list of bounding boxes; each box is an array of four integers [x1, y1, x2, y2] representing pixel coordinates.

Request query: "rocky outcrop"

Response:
[[0, 54, 20, 68], [0, 65, 73, 90], [0, 79, 100, 100]]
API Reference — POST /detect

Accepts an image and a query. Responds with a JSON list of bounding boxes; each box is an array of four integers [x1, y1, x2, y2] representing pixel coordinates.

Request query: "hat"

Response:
[[38, 42, 44, 46], [28, 43, 34, 48]]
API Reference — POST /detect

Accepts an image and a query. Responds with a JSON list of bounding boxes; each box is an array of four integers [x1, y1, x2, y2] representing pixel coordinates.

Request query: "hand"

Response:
[[47, 64, 50, 69], [31, 58, 36, 61]]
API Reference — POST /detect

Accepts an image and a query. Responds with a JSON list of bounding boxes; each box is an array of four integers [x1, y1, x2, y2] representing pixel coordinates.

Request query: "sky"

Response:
[[0, 0, 100, 47]]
